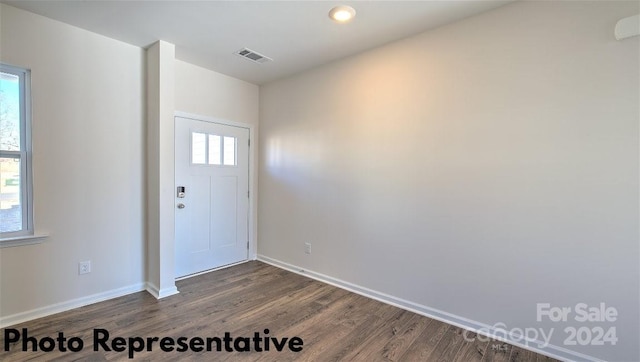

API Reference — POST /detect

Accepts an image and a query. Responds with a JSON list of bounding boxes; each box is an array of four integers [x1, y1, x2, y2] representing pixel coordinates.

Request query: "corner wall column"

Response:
[[146, 40, 178, 298]]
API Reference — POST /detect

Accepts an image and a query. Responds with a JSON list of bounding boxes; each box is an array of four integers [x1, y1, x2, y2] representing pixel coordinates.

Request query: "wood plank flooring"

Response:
[[1, 261, 559, 361]]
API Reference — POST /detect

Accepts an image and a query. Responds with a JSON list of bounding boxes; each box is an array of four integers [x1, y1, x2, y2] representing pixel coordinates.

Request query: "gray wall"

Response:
[[258, 1, 639, 360]]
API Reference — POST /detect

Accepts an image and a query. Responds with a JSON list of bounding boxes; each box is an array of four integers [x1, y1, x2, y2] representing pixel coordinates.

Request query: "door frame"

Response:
[[174, 111, 257, 275]]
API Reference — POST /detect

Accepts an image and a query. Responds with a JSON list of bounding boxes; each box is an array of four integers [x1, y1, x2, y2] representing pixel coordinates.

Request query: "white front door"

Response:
[[175, 116, 249, 277]]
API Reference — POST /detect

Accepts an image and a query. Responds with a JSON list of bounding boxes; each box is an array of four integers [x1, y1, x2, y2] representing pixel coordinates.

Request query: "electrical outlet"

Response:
[[78, 261, 91, 275], [304, 242, 311, 255]]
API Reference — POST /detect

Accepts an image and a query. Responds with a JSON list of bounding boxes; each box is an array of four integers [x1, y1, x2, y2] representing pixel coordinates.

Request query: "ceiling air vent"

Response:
[[234, 48, 272, 64]]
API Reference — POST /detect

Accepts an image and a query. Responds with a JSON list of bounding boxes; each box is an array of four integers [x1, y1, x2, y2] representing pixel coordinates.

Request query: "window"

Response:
[[191, 131, 236, 166], [0, 64, 33, 240]]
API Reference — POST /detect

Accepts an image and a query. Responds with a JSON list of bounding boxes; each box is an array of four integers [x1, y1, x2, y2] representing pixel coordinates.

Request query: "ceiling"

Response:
[[3, 0, 514, 85]]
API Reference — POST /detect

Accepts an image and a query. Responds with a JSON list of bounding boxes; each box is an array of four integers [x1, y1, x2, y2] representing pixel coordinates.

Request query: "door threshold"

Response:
[[175, 259, 249, 281]]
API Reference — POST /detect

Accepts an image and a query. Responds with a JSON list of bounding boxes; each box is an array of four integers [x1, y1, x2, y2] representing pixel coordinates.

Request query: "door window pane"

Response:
[[223, 136, 236, 166], [0, 157, 22, 232], [192, 132, 206, 164], [208, 135, 221, 165], [0, 72, 21, 151], [191, 132, 237, 167]]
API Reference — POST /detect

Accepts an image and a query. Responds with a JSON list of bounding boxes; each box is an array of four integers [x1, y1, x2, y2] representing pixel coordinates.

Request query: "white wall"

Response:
[[0, 4, 145, 321], [0, 6, 262, 320], [0, 4, 261, 322], [259, 1, 639, 361], [175, 60, 259, 127], [175, 60, 260, 257]]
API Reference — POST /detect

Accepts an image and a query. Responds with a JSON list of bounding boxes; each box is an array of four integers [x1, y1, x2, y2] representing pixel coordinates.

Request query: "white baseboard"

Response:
[[257, 255, 602, 362], [145, 282, 179, 299], [0, 282, 146, 328]]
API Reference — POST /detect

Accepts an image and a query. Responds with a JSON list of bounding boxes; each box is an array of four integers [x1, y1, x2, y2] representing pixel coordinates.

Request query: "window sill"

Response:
[[0, 233, 49, 248]]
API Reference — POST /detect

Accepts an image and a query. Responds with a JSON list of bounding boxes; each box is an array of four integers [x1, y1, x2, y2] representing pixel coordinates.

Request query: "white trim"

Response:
[[0, 232, 48, 248], [257, 255, 603, 362], [0, 63, 34, 239], [175, 260, 249, 281], [145, 282, 179, 299], [0, 282, 145, 328], [175, 111, 252, 130]]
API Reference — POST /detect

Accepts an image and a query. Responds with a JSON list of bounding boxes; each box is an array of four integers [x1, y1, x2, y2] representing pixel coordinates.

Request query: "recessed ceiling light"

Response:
[[329, 5, 356, 23]]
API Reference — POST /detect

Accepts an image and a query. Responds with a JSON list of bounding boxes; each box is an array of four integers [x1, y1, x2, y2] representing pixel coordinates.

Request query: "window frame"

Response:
[[0, 63, 34, 241]]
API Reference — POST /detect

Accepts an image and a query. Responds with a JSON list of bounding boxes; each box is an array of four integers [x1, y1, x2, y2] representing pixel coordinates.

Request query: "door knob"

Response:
[[177, 203, 186, 209]]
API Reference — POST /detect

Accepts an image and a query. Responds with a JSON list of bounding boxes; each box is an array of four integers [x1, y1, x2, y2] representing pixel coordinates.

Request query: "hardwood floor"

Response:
[[1, 261, 558, 361]]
